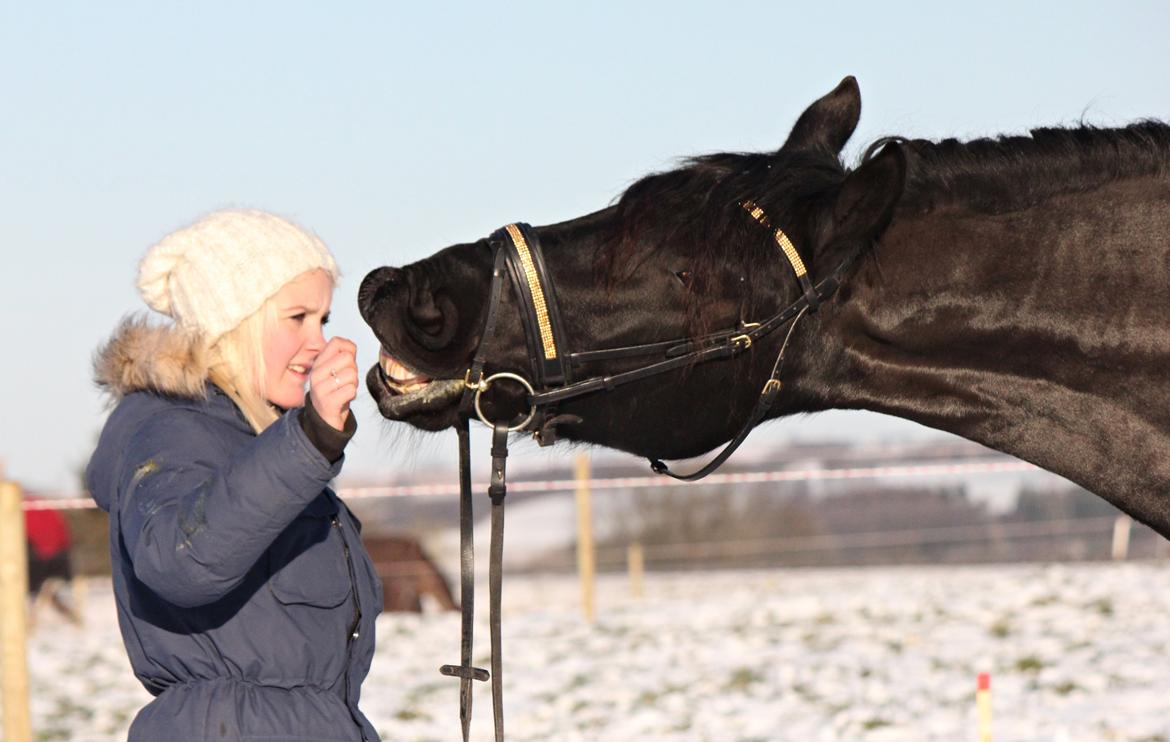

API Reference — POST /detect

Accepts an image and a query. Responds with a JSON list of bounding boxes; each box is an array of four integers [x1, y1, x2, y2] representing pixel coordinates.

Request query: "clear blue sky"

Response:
[[2, 2, 1167, 491]]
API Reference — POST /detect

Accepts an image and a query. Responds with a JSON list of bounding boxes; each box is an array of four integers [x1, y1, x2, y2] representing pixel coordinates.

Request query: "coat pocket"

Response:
[[267, 514, 352, 608]]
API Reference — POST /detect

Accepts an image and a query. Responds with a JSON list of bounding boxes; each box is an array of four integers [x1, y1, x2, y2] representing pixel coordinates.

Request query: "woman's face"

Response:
[[263, 269, 334, 409]]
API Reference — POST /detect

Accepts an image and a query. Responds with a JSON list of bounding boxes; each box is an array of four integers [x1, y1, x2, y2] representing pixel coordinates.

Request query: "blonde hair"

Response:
[[207, 300, 280, 433]]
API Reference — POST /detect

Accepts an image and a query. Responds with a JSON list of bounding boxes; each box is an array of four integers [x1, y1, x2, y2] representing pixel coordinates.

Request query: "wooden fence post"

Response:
[[1111, 515, 1132, 561], [627, 543, 644, 599], [0, 481, 32, 742], [574, 454, 595, 623]]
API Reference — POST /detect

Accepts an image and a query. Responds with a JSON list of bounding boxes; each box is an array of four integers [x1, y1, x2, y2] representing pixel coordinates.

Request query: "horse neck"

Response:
[[799, 174, 1170, 533]]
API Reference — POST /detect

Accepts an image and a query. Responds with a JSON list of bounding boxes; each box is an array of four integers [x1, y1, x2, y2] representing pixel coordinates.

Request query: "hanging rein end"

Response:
[[439, 664, 490, 682], [488, 421, 510, 506]]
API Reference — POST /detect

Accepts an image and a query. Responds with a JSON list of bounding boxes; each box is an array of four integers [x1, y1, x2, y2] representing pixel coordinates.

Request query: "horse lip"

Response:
[[367, 364, 464, 418]]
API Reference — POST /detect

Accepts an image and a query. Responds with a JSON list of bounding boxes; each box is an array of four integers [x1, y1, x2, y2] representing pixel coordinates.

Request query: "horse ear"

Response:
[[783, 76, 861, 154], [828, 141, 906, 243]]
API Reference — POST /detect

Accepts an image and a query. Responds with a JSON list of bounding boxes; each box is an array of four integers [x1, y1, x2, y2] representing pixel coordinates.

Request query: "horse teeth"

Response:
[[385, 378, 430, 395], [380, 350, 432, 387], [381, 355, 412, 382]]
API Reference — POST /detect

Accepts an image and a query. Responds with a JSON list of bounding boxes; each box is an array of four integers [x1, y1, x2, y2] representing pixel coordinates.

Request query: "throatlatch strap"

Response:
[[650, 306, 809, 481]]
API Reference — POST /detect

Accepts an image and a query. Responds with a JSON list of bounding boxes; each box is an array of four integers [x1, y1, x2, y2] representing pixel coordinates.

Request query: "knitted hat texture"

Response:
[[137, 209, 338, 341]]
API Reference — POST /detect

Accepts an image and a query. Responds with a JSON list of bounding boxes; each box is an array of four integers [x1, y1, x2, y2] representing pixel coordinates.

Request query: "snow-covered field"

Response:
[[24, 563, 1170, 741]]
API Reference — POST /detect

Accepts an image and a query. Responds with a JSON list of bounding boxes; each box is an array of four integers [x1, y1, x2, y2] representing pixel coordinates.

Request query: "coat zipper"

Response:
[[333, 516, 367, 741]]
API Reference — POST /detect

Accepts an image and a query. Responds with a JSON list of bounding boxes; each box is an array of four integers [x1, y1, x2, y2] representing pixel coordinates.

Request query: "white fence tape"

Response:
[[21, 458, 1039, 510]]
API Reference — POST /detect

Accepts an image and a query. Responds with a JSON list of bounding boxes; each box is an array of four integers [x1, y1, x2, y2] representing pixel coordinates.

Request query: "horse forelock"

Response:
[[599, 150, 845, 338]]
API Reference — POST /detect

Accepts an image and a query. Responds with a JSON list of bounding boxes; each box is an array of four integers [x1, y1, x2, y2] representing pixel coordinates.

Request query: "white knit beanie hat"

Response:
[[137, 209, 339, 342]]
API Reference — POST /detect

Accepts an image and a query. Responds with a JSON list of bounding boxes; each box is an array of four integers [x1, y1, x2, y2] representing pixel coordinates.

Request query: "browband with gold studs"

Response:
[[741, 200, 820, 311], [504, 223, 558, 361], [741, 200, 808, 278]]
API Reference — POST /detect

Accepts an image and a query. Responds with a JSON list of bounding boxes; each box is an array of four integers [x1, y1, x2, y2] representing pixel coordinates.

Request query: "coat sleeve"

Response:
[[117, 407, 342, 608]]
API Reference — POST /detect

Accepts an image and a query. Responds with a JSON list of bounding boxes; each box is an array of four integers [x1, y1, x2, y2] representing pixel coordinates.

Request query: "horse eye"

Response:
[[673, 269, 692, 286]]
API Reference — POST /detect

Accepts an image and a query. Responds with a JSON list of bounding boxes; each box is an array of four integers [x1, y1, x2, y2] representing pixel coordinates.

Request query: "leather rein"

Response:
[[439, 203, 864, 740]]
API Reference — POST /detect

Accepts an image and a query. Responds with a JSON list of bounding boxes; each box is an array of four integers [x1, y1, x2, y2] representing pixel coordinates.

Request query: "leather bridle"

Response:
[[439, 203, 866, 740]]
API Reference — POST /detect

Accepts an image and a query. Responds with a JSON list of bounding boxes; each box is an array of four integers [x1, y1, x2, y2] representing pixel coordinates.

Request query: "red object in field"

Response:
[[977, 672, 990, 691], [24, 498, 71, 559]]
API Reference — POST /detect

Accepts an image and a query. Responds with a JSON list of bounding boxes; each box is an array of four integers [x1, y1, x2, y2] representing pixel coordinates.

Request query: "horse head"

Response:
[[359, 77, 905, 461]]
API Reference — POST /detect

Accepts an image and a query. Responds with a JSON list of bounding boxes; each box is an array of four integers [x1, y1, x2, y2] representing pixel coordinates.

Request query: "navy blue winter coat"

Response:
[[86, 319, 383, 741]]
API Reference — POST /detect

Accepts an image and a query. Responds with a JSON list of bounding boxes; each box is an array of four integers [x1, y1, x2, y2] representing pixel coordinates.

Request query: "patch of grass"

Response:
[[404, 680, 446, 702], [1014, 655, 1045, 674], [577, 714, 609, 730], [567, 673, 591, 690], [394, 707, 430, 722], [726, 666, 764, 691], [633, 690, 659, 708], [862, 718, 891, 730], [1090, 598, 1114, 616], [49, 696, 95, 722], [989, 617, 1012, 638], [1052, 680, 1080, 696]]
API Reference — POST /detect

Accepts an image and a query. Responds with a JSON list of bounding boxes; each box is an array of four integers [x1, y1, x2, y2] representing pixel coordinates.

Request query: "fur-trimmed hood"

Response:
[[93, 315, 210, 400]]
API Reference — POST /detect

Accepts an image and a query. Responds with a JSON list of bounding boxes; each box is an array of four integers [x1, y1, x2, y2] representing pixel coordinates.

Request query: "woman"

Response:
[[86, 209, 383, 741]]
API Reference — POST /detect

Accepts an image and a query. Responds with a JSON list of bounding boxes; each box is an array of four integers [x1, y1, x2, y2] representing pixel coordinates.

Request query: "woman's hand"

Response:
[[308, 337, 359, 431]]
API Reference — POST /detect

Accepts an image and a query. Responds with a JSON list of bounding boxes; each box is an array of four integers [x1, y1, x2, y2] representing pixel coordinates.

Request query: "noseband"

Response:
[[440, 204, 865, 741]]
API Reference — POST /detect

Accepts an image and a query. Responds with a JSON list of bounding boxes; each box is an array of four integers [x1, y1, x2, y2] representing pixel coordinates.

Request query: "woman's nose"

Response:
[[307, 322, 327, 351]]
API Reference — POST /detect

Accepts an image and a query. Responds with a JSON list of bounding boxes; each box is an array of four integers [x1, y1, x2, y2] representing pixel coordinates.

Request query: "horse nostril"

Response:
[[358, 267, 403, 315], [406, 293, 459, 350], [409, 301, 444, 335]]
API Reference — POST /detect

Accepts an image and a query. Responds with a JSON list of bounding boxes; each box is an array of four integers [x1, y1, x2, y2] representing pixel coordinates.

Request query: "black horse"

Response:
[[359, 77, 1170, 536]]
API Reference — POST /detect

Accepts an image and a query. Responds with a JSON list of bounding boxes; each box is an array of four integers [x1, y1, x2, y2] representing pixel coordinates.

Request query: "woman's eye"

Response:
[[322, 315, 331, 327], [290, 313, 305, 322]]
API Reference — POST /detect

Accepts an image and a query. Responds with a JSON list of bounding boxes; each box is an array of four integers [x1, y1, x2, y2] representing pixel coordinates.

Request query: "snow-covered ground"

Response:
[[23, 563, 1170, 741]]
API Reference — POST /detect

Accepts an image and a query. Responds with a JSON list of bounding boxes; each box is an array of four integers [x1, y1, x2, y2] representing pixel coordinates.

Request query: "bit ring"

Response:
[[474, 372, 537, 432]]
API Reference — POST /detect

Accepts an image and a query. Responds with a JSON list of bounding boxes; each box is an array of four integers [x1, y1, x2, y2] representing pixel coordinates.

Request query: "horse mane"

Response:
[[598, 119, 1170, 336], [874, 120, 1170, 215]]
